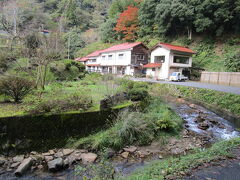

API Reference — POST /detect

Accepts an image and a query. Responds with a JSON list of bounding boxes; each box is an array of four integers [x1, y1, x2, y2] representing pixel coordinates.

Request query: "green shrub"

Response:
[[224, 51, 240, 72], [29, 93, 93, 114], [155, 111, 178, 130], [102, 74, 115, 81], [69, 98, 182, 150], [116, 111, 154, 145], [0, 49, 18, 73], [82, 73, 102, 83], [0, 76, 33, 102], [80, 80, 96, 86], [117, 80, 150, 101], [50, 59, 86, 81], [128, 88, 149, 101], [151, 83, 240, 116]]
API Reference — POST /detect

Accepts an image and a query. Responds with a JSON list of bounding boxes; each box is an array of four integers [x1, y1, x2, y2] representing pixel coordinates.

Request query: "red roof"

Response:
[[75, 57, 89, 62], [87, 50, 105, 57], [101, 42, 143, 53], [158, 43, 195, 54], [75, 42, 146, 61], [86, 64, 101, 67], [143, 63, 162, 68], [75, 50, 104, 62]]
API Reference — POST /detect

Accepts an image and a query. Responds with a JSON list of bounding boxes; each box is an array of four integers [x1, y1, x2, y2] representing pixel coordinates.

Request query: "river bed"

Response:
[[1, 99, 239, 180]]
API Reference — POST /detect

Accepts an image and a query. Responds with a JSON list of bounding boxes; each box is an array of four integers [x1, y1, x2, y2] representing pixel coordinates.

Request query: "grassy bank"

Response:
[[150, 83, 240, 117], [0, 74, 123, 117], [124, 137, 240, 180], [67, 98, 183, 151]]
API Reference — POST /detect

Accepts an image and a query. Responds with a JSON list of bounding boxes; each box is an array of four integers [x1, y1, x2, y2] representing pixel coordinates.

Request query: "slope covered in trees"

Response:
[[100, 0, 240, 72], [1, 0, 240, 72], [102, 0, 240, 42]]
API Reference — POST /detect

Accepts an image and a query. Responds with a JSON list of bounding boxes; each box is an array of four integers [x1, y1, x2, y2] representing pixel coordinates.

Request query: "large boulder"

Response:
[[47, 158, 63, 172], [54, 151, 64, 158], [123, 146, 137, 153], [81, 153, 97, 164], [198, 122, 210, 130], [13, 155, 24, 163], [14, 157, 33, 176], [121, 152, 129, 159], [11, 162, 20, 168], [44, 156, 54, 162], [62, 149, 74, 156], [0, 157, 7, 167], [105, 148, 115, 159]]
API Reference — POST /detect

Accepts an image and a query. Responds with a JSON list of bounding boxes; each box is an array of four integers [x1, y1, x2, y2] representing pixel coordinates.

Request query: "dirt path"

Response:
[[185, 148, 240, 180]]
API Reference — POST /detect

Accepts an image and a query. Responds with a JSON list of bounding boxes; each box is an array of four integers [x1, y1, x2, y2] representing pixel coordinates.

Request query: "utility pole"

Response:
[[12, 4, 18, 37], [68, 33, 70, 59]]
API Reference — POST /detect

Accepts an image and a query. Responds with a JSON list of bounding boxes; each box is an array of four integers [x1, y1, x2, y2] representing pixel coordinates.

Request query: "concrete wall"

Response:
[[201, 72, 240, 87]]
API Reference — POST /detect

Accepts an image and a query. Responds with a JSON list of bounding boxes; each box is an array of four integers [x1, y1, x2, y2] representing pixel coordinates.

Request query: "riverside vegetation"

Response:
[[1, 78, 240, 179]]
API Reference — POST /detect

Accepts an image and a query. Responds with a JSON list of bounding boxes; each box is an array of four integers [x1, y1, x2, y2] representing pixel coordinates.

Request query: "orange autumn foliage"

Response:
[[114, 6, 139, 41]]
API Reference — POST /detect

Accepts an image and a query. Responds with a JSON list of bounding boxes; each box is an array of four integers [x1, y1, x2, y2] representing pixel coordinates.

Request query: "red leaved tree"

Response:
[[114, 6, 139, 41]]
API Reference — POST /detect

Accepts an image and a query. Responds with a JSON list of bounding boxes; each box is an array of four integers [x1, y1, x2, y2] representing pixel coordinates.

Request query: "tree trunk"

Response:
[[41, 65, 47, 90], [35, 66, 41, 89], [187, 26, 192, 40]]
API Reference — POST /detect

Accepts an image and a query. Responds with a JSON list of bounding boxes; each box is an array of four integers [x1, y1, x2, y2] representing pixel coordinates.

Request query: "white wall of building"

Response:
[[100, 50, 132, 66], [150, 47, 171, 79], [150, 47, 193, 79], [169, 52, 192, 68]]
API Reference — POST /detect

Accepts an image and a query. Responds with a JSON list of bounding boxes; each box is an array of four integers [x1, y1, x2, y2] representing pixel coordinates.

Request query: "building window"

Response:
[[137, 54, 144, 60], [91, 59, 96, 63], [173, 56, 189, 64], [118, 54, 124, 59], [108, 55, 113, 60], [102, 56, 106, 60], [152, 68, 156, 71], [154, 56, 165, 63]]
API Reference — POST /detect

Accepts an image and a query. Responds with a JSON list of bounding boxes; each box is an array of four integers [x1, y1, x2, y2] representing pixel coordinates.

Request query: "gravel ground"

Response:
[[131, 78, 240, 95]]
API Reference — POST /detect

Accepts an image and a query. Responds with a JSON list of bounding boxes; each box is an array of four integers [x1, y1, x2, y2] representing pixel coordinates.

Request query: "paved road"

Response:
[[131, 78, 240, 95]]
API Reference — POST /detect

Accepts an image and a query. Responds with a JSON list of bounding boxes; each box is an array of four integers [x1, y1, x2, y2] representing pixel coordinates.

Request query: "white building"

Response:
[[75, 42, 149, 76], [143, 43, 195, 80]]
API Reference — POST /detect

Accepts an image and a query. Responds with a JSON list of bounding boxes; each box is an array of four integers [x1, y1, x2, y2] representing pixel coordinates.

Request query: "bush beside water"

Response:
[[68, 98, 182, 150], [150, 83, 240, 117]]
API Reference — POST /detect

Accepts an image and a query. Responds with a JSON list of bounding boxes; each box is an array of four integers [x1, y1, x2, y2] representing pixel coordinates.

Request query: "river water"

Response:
[[1, 99, 239, 180], [169, 99, 240, 140]]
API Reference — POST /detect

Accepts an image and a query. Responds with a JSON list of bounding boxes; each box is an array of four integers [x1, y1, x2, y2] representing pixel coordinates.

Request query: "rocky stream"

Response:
[[0, 98, 239, 180]]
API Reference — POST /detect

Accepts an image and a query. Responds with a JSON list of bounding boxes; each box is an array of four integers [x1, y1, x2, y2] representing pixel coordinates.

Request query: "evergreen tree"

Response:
[[139, 0, 159, 37]]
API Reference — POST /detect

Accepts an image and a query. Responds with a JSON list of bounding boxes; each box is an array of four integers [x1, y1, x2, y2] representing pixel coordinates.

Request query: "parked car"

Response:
[[170, 72, 188, 81]]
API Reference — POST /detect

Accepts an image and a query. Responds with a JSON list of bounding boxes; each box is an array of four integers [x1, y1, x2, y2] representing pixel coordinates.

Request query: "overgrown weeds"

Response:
[[150, 83, 240, 117], [68, 98, 182, 150]]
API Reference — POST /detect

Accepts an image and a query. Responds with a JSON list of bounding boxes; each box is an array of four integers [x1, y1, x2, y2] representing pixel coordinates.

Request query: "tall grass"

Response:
[[67, 98, 183, 150]]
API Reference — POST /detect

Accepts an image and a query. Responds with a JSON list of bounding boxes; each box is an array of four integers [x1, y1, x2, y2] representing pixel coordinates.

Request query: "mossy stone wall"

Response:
[[0, 109, 121, 154]]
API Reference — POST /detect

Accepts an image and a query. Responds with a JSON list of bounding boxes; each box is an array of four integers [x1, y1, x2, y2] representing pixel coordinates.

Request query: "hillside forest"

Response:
[[0, 1, 240, 178], [0, 0, 240, 76]]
